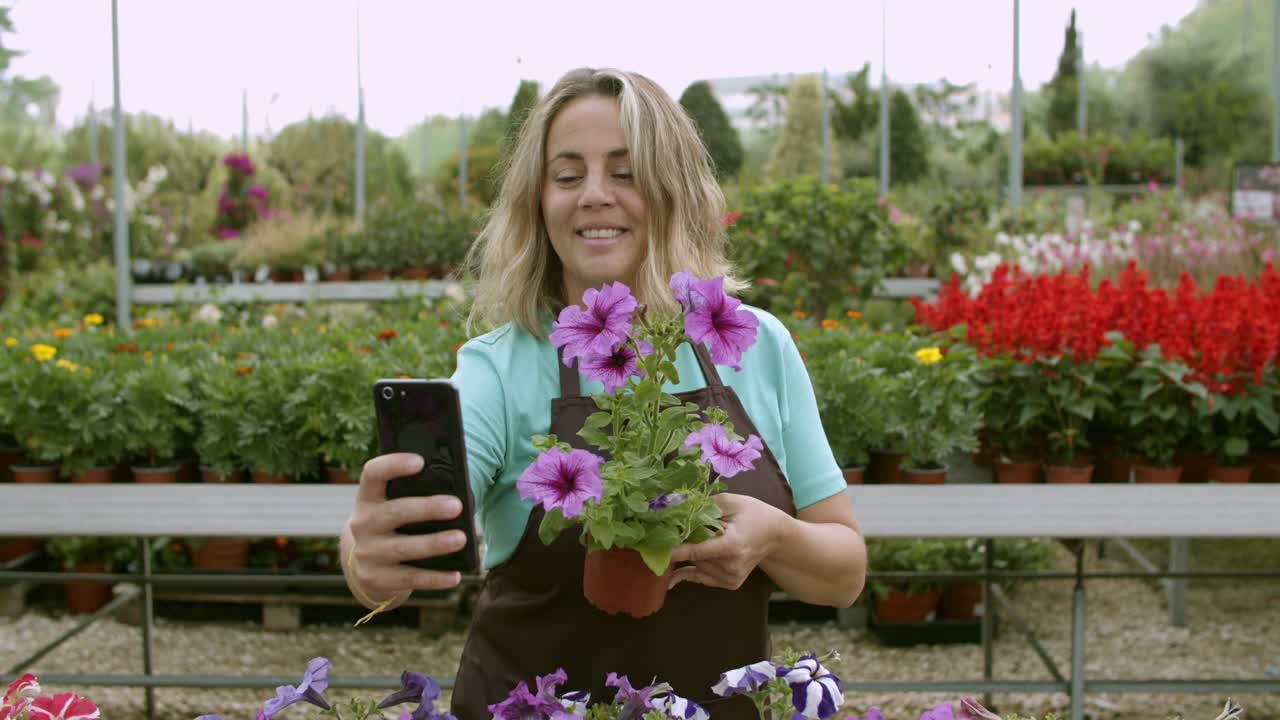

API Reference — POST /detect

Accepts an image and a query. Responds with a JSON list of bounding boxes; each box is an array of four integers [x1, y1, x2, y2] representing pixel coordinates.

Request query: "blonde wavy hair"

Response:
[[464, 67, 745, 338]]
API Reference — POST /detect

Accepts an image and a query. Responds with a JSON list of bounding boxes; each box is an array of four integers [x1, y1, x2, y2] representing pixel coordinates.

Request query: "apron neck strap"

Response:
[[556, 342, 724, 398]]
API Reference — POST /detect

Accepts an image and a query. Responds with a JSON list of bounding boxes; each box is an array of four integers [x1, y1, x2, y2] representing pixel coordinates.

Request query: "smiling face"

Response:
[[541, 94, 649, 308]]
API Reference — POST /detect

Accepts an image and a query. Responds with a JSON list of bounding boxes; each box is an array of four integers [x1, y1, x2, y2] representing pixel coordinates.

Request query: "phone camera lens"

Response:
[[381, 386, 395, 400]]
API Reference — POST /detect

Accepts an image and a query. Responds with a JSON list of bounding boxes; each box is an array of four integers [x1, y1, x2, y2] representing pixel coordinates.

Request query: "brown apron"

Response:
[[451, 341, 797, 720]]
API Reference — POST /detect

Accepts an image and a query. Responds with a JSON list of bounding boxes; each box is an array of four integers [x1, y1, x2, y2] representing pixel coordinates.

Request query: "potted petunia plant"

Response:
[[517, 273, 764, 618]]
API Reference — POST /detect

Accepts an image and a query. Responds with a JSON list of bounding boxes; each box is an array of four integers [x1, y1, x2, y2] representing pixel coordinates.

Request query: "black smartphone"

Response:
[[373, 378, 479, 574]]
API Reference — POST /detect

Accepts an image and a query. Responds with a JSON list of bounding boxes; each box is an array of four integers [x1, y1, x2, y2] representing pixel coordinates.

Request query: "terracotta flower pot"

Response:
[[1044, 464, 1093, 484], [133, 466, 180, 483], [251, 470, 291, 484], [841, 467, 866, 485], [938, 582, 984, 621], [1133, 464, 1182, 484], [12, 465, 56, 483], [993, 459, 1040, 484], [400, 267, 433, 280], [326, 466, 357, 484], [323, 269, 353, 282], [0, 539, 39, 563], [64, 562, 112, 615], [902, 466, 947, 484], [1255, 452, 1280, 484], [582, 545, 672, 618], [1209, 464, 1253, 484], [200, 467, 242, 484], [191, 538, 250, 570], [363, 270, 390, 281], [70, 467, 114, 484], [868, 450, 904, 484], [874, 589, 939, 624]]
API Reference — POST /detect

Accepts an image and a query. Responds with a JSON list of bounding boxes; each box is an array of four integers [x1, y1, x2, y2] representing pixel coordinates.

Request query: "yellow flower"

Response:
[[55, 358, 79, 372], [52, 328, 73, 340], [914, 347, 943, 365], [84, 313, 104, 326], [144, 351, 154, 361], [31, 344, 57, 362], [4, 337, 16, 347]]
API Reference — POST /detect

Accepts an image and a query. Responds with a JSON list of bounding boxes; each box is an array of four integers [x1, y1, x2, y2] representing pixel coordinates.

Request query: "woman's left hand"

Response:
[[668, 493, 791, 591]]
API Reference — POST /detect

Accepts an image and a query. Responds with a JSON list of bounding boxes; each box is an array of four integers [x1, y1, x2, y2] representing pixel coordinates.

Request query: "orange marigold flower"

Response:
[[52, 328, 73, 340], [164, 343, 176, 351], [238, 352, 253, 359], [438, 320, 449, 329], [235, 366, 253, 376], [791, 310, 807, 320], [358, 346, 374, 355], [821, 319, 840, 329], [376, 328, 397, 341], [450, 342, 463, 353], [847, 310, 862, 319], [115, 343, 137, 353], [143, 351, 154, 360]]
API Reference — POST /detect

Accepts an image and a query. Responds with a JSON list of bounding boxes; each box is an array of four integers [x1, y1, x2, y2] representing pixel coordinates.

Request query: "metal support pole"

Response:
[[458, 114, 469, 209], [354, 5, 366, 226], [1175, 136, 1185, 193], [982, 538, 994, 709], [1009, 0, 1023, 209], [1169, 538, 1189, 627], [1273, 0, 1280, 161], [87, 96, 99, 166], [1070, 542, 1085, 720], [820, 68, 829, 185], [878, 0, 890, 198], [109, 0, 131, 331], [241, 90, 249, 154], [1077, 31, 1087, 135], [139, 538, 156, 720]]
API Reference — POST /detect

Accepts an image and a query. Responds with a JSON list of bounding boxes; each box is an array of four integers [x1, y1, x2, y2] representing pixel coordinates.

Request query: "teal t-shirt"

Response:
[[448, 305, 846, 570]]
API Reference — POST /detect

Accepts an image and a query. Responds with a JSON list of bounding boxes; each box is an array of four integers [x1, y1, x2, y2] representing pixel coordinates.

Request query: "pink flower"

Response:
[[517, 447, 604, 518], [1263, 248, 1276, 264], [215, 227, 240, 240], [1, 674, 40, 720], [683, 424, 763, 478], [721, 211, 743, 228], [681, 276, 759, 371], [550, 282, 637, 368], [579, 341, 648, 394], [26, 693, 100, 720], [247, 185, 268, 203]]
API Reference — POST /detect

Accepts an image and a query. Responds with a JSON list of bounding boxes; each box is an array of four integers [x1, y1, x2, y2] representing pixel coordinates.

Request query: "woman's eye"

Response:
[[555, 174, 580, 183], [613, 171, 633, 181]]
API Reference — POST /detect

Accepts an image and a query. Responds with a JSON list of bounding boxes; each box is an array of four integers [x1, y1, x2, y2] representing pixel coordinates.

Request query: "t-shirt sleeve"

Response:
[[449, 341, 507, 508], [771, 317, 846, 510]]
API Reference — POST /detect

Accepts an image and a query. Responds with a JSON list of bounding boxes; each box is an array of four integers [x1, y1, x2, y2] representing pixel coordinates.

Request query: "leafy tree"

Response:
[[679, 81, 743, 179], [504, 79, 540, 153], [765, 75, 836, 180], [0, 7, 58, 127], [267, 116, 413, 216], [877, 90, 930, 184], [1045, 10, 1081, 136]]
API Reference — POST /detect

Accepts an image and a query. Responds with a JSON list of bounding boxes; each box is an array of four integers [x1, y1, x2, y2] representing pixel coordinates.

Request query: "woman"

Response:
[[341, 67, 867, 720]]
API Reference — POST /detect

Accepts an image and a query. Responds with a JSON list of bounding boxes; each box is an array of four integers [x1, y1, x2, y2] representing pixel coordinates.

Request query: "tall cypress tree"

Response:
[[1046, 10, 1081, 137], [679, 81, 744, 179], [503, 79, 540, 153]]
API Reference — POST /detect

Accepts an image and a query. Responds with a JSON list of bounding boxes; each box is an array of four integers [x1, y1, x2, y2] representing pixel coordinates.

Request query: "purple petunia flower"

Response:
[[260, 657, 331, 718], [780, 655, 843, 720], [918, 702, 955, 720], [487, 682, 560, 720], [683, 424, 763, 478], [579, 342, 643, 394], [223, 152, 256, 177], [847, 710, 883, 720], [216, 227, 240, 240], [606, 674, 661, 720], [376, 671, 454, 720], [709, 660, 781, 697], [680, 277, 759, 371], [549, 282, 637, 368], [247, 185, 268, 203], [65, 163, 102, 188], [516, 447, 604, 519], [650, 688, 708, 720], [647, 492, 686, 511], [669, 271, 704, 314]]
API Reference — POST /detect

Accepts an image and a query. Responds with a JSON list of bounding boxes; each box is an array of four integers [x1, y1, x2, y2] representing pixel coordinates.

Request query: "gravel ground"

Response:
[[3, 542, 1278, 720]]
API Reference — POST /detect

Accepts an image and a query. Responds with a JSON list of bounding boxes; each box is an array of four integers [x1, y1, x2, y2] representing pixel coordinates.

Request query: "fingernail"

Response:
[[450, 531, 467, 548], [408, 455, 424, 472], [445, 497, 463, 515]]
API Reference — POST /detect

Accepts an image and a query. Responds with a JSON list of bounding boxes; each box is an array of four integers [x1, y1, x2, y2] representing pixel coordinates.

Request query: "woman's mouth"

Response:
[[577, 227, 628, 247]]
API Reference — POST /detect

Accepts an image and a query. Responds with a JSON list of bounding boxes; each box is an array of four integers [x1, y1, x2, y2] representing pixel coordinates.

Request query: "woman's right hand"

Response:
[[342, 452, 468, 608]]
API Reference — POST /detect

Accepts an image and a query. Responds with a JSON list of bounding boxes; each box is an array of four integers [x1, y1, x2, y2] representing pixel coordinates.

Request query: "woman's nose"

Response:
[[578, 173, 614, 208]]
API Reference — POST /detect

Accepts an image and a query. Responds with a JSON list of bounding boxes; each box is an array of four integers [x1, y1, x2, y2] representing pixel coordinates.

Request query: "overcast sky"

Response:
[[8, 0, 1200, 138]]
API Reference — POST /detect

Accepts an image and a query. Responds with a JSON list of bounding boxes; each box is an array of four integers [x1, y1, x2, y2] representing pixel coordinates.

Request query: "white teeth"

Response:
[[579, 228, 624, 239]]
